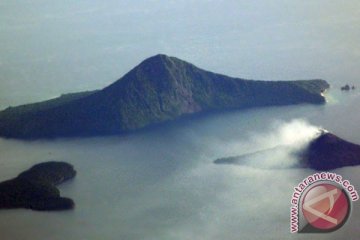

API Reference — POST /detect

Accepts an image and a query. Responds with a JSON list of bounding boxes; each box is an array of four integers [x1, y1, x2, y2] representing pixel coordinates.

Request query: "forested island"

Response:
[[0, 162, 76, 211], [0, 54, 329, 139]]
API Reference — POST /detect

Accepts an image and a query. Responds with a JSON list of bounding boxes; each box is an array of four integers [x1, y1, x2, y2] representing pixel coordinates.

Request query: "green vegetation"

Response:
[[0, 162, 76, 211], [302, 133, 360, 170], [0, 54, 330, 139]]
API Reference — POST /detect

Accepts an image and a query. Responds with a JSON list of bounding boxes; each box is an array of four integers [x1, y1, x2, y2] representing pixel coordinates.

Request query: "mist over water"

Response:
[[0, 90, 359, 240], [214, 118, 323, 169]]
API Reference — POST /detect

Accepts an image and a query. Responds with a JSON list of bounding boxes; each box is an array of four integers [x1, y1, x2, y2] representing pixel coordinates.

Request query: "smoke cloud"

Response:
[[215, 119, 325, 169]]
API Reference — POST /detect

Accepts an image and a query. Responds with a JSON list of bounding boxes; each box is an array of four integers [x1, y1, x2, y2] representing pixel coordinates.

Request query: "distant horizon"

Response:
[[0, 53, 330, 111], [1, 1, 359, 109]]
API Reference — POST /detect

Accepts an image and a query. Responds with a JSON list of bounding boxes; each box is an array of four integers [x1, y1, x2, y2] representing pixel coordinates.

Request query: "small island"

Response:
[[341, 84, 356, 91], [301, 132, 360, 170], [0, 161, 76, 211], [214, 132, 360, 170]]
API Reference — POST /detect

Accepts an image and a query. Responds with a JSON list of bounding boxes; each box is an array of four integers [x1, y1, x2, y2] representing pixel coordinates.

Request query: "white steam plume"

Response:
[[218, 119, 326, 169]]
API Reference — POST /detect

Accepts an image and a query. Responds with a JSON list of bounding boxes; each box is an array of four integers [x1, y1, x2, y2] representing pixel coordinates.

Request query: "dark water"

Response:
[[0, 90, 359, 240]]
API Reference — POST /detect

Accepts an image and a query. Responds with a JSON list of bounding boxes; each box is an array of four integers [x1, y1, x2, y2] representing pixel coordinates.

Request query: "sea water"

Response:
[[0, 90, 359, 240]]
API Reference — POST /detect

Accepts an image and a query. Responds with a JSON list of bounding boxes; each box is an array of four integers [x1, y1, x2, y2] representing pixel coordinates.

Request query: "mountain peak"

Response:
[[149, 53, 171, 60], [102, 54, 181, 91], [0, 54, 330, 139], [303, 132, 360, 170], [114, 54, 195, 88], [139, 54, 174, 66], [136, 54, 195, 71], [135, 54, 192, 68]]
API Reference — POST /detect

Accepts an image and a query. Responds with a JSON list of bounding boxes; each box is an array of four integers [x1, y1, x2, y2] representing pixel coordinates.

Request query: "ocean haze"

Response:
[[1, 0, 360, 109], [0, 90, 359, 239]]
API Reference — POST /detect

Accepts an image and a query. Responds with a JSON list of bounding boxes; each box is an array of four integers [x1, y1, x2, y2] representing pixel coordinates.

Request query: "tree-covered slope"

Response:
[[0, 54, 329, 139], [0, 162, 76, 211]]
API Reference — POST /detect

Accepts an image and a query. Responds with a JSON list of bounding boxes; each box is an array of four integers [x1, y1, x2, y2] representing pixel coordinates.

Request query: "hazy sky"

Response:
[[1, 1, 359, 108]]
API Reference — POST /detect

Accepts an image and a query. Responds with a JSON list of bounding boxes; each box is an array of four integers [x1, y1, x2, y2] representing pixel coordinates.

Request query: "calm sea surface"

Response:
[[0, 90, 359, 240]]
